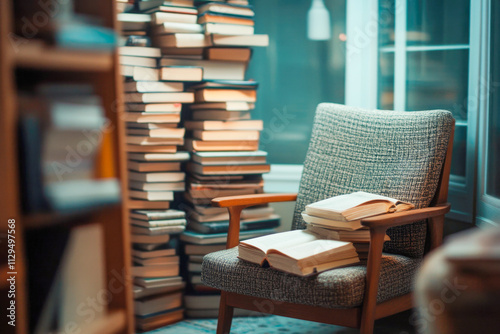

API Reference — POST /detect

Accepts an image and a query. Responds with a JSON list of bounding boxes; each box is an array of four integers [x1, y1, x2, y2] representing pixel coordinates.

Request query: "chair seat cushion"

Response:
[[201, 247, 422, 308]]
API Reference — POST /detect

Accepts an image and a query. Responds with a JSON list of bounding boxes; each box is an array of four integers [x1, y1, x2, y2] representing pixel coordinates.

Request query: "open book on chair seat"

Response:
[[238, 230, 359, 276], [305, 191, 414, 222]]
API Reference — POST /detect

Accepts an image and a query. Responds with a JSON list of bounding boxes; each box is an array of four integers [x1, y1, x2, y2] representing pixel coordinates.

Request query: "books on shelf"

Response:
[[18, 84, 120, 213]]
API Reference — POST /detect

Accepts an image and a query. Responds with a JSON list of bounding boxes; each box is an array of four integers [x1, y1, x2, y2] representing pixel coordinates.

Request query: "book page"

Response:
[[267, 239, 352, 261], [306, 191, 402, 213], [239, 230, 318, 253]]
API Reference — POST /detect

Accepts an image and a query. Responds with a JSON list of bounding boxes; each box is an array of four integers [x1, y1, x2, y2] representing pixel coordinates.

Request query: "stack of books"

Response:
[[302, 192, 415, 259], [139, 0, 274, 317], [117, 1, 195, 329], [131, 209, 187, 331]]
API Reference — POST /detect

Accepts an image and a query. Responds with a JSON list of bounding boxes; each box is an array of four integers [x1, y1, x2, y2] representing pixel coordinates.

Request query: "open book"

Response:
[[238, 230, 359, 276], [305, 191, 414, 222]]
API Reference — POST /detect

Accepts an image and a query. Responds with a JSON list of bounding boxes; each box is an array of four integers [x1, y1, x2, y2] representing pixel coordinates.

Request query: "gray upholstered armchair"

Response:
[[201, 103, 455, 334]]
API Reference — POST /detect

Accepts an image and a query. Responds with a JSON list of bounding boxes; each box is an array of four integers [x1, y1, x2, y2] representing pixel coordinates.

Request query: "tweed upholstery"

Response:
[[293, 104, 454, 258], [202, 247, 422, 308]]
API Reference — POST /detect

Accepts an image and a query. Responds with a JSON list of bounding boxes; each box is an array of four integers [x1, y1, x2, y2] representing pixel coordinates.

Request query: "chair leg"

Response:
[[216, 291, 234, 334], [359, 312, 376, 334], [359, 228, 387, 334]]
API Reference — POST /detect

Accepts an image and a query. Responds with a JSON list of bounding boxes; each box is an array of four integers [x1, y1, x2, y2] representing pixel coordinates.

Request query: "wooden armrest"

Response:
[[361, 203, 451, 230], [216, 193, 296, 249], [211, 193, 297, 208]]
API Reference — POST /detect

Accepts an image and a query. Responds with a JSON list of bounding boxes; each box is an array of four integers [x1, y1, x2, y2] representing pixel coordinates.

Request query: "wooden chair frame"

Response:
[[207, 124, 455, 334]]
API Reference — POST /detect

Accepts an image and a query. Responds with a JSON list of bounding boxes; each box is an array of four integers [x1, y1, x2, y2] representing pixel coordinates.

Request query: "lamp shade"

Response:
[[307, 0, 331, 41]]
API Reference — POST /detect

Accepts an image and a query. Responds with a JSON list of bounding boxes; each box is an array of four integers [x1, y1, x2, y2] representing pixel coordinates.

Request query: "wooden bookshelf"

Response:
[[15, 43, 114, 72], [0, 1, 133, 333]]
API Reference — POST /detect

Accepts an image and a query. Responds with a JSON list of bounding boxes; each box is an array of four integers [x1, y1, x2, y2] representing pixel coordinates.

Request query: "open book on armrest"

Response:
[[238, 230, 359, 276], [305, 191, 414, 222]]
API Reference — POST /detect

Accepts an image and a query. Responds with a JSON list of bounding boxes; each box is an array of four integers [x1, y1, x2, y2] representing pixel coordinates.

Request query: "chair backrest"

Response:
[[292, 103, 454, 258]]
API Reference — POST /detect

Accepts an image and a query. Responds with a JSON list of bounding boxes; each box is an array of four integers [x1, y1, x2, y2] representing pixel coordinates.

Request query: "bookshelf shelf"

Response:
[[14, 43, 113, 72], [23, 205, 121, 230], [0, 1, 133, 333]]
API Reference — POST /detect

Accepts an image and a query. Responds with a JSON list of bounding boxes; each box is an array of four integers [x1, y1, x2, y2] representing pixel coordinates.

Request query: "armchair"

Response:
[[201, 103, 455, 334]]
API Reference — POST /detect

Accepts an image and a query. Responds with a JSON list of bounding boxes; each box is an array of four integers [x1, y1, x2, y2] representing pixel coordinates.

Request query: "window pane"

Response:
[[486, 0, 500, 197], [406, 0, 469, 46], [450, 125, 467, 178], [406, 50, 469, 121], [378, 52, 395, 110], [406, 50, 469, 178], [378, 0, 396, 109], [248, 0, 346, 164], [379, 0, 396, 47]]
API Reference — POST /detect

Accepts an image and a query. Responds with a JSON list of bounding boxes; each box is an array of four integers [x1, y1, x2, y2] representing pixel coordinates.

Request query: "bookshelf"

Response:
[[0, 1, 133, 333]]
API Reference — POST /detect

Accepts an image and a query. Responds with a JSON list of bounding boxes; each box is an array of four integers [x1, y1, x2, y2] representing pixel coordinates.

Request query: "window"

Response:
[[248, 0, 346, 165], [347, 0, 500, 225]]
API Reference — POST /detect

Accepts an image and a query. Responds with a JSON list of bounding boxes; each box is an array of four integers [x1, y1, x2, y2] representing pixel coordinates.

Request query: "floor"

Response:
[[146, 310, 416, 334]]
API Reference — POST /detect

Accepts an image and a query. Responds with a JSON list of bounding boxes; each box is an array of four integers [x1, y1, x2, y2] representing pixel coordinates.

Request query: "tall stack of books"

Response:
[[118, 1, 194, 330], [139, 0, 276, 317]]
